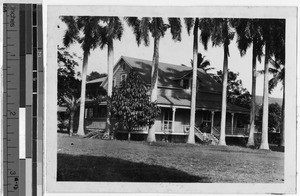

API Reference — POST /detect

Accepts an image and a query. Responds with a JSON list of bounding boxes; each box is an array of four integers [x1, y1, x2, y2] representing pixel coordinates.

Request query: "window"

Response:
[[121, 74, 127, 82], [182, 79, 190, 89], [121, 63, 126, 70], [113, 77, 116, 87]]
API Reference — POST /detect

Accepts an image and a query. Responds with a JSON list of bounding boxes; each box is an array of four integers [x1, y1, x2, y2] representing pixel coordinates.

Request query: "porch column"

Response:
[[172, 107, 176, 133], [231, 113, 234, 135], [210, 111, 215, 134]]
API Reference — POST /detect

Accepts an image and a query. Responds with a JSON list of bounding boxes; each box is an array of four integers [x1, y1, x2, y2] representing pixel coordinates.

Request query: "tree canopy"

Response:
[[111, 70, 160, 134], [57, 47, 81, 105], [213, 70, 251, 109], [86, 71, 107, 81], [256, 103, 282, 133]]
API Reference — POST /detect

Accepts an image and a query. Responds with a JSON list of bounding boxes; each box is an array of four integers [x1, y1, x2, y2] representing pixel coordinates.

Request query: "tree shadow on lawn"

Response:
[[57, 153, 211, 182]]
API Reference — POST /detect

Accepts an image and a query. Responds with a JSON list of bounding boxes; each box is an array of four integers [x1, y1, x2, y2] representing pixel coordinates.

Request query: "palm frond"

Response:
[[60, 16, 80, 48], [184, 18, 194, 36], [199, 18, 212, 50], [125, 17, 142, 46], [168, 18, 182, 42], [140, 17, 151, 46]]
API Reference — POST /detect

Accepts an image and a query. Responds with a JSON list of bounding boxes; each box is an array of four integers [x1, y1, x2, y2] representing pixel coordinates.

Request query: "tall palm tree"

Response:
[[98, 17, 123, 138], [269, 19, 285, 147], [259, 19, 279, 150], [126, 17, 181, 142], [184, 18, 199, 144], [61, 16, 102, 135], [199, 18, 235, 146], [62, 95, 80, 136], [231, 19, 264, 147], [269, 58, 285, 146], [190, 53, 213, 72]]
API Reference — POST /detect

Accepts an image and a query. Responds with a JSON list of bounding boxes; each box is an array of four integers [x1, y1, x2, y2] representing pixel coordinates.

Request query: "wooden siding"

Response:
[[114, 60, 130, 87]]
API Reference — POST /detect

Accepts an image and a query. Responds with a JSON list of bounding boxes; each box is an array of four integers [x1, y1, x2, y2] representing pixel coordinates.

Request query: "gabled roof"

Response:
[[121, 56, 222, 92], [99, 56, 248, 113]]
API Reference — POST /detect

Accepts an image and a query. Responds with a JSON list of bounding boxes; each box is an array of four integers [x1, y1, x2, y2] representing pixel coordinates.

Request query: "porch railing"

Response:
[[214, 126, 249, 136], [162, 124, 172, 133], [132, 126, 148, 132]]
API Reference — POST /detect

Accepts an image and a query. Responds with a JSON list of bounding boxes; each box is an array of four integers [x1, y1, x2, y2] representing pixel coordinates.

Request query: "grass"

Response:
[[57, 133, 284, 183]]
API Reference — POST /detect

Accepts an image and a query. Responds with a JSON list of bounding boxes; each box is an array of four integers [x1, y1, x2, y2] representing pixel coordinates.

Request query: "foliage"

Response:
[[57, 47, 81, 105], [190, 53, 213, 72], [111, 70, 160, 133], [87, 71, 107, 81], [125, 17, 181, 142], [125, 17, 181, 46], [256, 103, 282, 133], [97, 17, 124, 49], [213, 70, 251, 109]]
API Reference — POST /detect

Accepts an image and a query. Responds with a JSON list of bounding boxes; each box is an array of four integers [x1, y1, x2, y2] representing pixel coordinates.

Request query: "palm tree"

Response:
[[199, 18, 235, 146], [269, 58, 285, 146], [269, 19, 285, 147], [190, 53, 213, 72], [61, 16, 102, 135], [126, 17, 181, 142], [62, 95, 80, 136], [97, 17, 123, 138], [184, 18, 199, 144], [259, 19, 279, 150], [231, 19, 264, 147]]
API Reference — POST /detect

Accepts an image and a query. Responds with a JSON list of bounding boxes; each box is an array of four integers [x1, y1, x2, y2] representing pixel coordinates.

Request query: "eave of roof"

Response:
[[87, 77, 107, 84]]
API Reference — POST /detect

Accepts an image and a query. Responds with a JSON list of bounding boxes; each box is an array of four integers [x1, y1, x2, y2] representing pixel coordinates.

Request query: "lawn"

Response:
[[57, 133, 284, 183]]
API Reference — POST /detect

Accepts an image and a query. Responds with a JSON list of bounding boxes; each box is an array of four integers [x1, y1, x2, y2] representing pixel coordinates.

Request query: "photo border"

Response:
[[45, 4, 297, 194]]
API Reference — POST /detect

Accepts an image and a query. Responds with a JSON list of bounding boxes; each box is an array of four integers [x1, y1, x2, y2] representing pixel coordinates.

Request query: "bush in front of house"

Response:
[[111, 70, 160, 141]]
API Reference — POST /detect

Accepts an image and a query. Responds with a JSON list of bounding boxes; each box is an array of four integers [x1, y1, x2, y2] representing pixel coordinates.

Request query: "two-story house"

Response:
[[84, 56, 250, 143]]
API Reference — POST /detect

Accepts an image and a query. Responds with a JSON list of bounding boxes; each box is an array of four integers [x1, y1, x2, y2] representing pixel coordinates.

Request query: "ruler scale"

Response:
[[2, 4, 43, 196], [3, 4, 20, 196]]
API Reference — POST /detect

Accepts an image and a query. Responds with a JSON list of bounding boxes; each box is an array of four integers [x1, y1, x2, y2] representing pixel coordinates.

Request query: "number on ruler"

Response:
[[38, 51, 42, 57], [10, 170, 16, 175], [13, 178, 18, 190], [3, 4, 7, 12], [9, 111, 16, 116]]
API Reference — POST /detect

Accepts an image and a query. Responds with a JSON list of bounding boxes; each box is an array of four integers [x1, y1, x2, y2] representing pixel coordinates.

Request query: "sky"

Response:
[[57, 18, 283, 99]]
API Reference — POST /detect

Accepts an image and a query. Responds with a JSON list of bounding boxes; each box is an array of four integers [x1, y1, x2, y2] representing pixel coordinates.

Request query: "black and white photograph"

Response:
[[45, 4, 297, 194]]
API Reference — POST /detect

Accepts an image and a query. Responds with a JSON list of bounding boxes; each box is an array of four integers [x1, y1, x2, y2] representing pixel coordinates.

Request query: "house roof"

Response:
[[121, 56, 222, 92], [157, 89, 249, 114], [99, 56, 249, 113], [87, 77, 107, 84]]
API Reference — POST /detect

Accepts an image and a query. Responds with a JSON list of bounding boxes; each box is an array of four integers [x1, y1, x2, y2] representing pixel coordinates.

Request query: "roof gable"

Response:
[[122, 56, 222, 92]]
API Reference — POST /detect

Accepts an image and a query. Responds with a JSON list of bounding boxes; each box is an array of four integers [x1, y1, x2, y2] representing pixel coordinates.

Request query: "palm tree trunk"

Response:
[[187, 18, 199, 144], [69, 111, 75, 136], [247, 43, 257, 147], [147, 35, 160, 143], [77, 52, 88, 136], [260, 42, 270, 150], [106, 39, 114, 137], [128, 131, 131, 141], [219, 44, 229, 146], [280, 79, 285, 147]]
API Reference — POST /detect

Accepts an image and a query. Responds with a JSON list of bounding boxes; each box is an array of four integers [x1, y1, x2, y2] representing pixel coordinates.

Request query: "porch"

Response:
[[158, 106, 249, 138]]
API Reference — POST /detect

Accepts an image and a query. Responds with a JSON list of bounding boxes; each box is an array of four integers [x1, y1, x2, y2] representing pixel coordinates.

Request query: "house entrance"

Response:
[[163, 108, 172, 132], [201, 111, 212, 133]]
